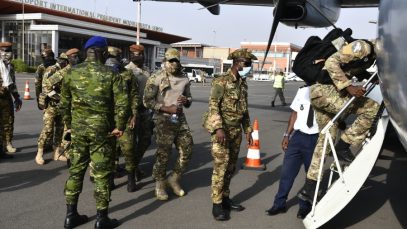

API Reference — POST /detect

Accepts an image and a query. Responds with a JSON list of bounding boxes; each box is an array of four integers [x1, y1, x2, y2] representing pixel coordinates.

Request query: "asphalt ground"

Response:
[[0, 74, 406, 229]]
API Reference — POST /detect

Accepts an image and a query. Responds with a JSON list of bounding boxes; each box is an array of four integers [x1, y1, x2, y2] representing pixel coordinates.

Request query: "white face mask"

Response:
[[238, 66, 252, 78]]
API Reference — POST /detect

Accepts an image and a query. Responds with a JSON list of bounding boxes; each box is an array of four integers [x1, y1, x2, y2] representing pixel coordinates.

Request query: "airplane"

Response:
[[143, 0, 406, 228]]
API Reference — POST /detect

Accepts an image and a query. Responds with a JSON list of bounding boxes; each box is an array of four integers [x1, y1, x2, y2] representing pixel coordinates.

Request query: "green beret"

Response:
[[227, 48, 257, 60]]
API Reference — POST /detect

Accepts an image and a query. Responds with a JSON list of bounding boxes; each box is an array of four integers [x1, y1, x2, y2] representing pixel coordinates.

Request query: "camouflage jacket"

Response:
[[143, 69, 192, 113], [125, 62, 150, 99], [46, 64, 72, 91], [120, 68, 140, 117], [42, 63, 63, 95], [35, 64, 46, 97], [0, 62, 18, 99], [60, 59, 129, 132], [325, 40, 373, 91], [206, 69, 252, 134]]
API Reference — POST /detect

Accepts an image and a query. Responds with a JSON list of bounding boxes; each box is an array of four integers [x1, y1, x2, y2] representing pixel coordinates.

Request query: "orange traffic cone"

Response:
[[23, 80, 32, 100], [242, 119, 266, 170]]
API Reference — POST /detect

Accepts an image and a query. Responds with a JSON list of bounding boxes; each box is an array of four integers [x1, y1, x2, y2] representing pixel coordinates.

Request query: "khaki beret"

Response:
[[58, 53, 68, 60], [227, 48, 257, 60], [108, 46, 122, 57], [129, 44, 144, 52], [66, 48, 80, 56], [0, 42, 13, 48], [165, 48, 180, 61]]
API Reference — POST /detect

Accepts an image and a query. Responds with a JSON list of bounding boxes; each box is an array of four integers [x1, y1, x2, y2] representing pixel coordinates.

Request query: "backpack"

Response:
[[292, 28, 349, 85]]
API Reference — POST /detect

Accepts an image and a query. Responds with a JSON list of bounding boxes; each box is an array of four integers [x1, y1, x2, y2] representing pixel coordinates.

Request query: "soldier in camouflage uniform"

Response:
[[46, 48, 81, 161], [61, 36, 128, 229], [125, 44, 153, 181], [144, 48, 193, 201], [105, 46, 140, 192], [298, 40, 380, 203], [203, 48, 256, 221], [0, 42, 22, 159], [35, 48, 56, 109], [35, 53, 69, 165]]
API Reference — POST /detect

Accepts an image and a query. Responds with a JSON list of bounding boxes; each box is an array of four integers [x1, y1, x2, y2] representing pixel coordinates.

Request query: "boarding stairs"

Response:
[[303, 71, 389, 229]]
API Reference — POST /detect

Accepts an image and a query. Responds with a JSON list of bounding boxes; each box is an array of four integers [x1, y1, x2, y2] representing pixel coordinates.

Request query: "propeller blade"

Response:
[[261, 0, 285, 71], [198, 0, 232, 15]]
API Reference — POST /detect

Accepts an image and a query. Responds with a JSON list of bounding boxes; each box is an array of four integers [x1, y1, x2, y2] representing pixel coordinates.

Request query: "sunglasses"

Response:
[[168, 58, 179, 63]]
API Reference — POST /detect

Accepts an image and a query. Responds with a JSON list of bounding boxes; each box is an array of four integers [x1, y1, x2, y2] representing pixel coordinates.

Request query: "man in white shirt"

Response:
[[266, 85, 319, 219]]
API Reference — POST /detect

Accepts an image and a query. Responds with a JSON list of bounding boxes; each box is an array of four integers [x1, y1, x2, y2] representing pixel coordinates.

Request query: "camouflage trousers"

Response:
[[0, 95, 14, 145], [37, 106, 63, 149], [211, 125, 242, 204], [152, 114, 193, 181], [134, 111, 153, 169], [307, 84, 380, 181], [116, 122, 135, 173], [64, 132, 115, 210]]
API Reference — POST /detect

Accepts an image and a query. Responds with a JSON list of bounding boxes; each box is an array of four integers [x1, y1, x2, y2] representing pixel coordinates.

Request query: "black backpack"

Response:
[[292, 28, 352, 85]]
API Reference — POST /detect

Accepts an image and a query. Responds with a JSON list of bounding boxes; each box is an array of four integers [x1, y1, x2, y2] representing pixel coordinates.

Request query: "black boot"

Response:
[[222, 197, 245, 211], [94, 209, 120, 229], [64, 204, 88, 229], [0, 145, 13, 159], [297, 179, 317, 203], [212, 203, 229, 221], [271, 101, 275, 107], [335, 139, 355, 163], [127, 171, 137, 192]]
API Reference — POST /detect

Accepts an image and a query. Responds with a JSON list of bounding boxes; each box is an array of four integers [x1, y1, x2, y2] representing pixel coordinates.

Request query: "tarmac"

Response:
[[0, 73, 406, 229]]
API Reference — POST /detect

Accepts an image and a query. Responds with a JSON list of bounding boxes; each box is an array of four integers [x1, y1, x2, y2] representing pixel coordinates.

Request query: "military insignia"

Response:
[[300, 104, 304, 110], [352, 42, 362, 53]]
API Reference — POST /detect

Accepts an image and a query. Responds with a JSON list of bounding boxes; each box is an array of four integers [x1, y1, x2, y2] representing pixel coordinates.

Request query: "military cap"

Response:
[[66, 48, 80, 56], [227, 48, 257, 60], [41, 48, 54, 57], [0, 42, 13, 48], [108, 46, 122, 57], [58, 53, 68, 60], [165, 48, 180, 61], [84, 36, 108, 50], [129, 44, 144, 52]]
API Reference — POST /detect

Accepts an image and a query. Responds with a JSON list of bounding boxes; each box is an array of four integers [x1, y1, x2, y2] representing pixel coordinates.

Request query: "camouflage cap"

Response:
[[66, 48, 80, 56], [129, 44, 144, 52], [0, 42, 13, 48], [58, 53, 68, 60], [227, 48, 257, 60], [165, 48, 180, 61], [108, 46, 122, 57]]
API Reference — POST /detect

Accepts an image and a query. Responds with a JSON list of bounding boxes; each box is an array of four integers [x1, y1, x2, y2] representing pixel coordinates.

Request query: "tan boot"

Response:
[[155, 180, 168, 201], [6, 142, 17, 153], [53, 147, 67, 161], [167, 172, 185, 197], [35, 148, 45, 165]]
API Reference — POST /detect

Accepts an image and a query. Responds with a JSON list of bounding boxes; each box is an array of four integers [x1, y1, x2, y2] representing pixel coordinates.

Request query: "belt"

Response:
[[297, 130, 318, 136], [223, 119, 241, 127]]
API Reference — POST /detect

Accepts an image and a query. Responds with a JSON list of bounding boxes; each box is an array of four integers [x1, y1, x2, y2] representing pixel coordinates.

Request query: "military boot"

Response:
[[6, 142, 17, 153], [127, 171, 137, 193], [335, 139, 355, 163], [35, 148, 45, 165], [109, 174, 116, 191], [0, 144, 13, 159], [94, 208, 120, 229], [297, 178, 317, 203], [167, 172, 185, 197], [212, 203, 229, 221], [53, 147, 67, 161], [155, 180, 168, 201], [222, 197, 245, 211], [64, 204, 88, 229], [271, 101, 275, 107]]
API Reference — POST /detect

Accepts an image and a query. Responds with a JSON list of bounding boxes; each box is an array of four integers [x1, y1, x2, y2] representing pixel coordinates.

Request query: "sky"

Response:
[[46, 0, 379, 48]]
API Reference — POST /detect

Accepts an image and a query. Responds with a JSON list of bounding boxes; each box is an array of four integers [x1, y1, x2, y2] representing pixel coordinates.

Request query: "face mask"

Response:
[[68, 56, 80, 66], [164, 61, 181, 75], [0, 51, 13, 64], [43, 57, 56, 67], [238, 67, 252, 78]]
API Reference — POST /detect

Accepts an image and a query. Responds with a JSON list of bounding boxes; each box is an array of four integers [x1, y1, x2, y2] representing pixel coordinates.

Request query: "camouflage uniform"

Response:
[[35, 64, 46, 99], [125, 62, 153, 170], [115, 67, 140, 173], [0, 63, 19, 150], [307, 40, 380, 181], [62, 58, 129, 210], [204, 68, 253, 204], [37, 63, 64, 150], [143, 69, 193, 182]]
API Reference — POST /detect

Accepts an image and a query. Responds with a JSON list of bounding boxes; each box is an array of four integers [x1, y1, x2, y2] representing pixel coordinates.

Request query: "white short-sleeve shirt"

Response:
[[290, 86, 319, 134]]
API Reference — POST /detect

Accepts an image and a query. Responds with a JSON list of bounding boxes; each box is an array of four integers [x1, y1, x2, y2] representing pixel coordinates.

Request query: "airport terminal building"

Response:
[[0, 0, 189, 69]]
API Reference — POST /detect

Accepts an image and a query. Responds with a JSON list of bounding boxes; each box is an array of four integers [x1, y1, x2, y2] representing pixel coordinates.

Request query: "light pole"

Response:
[[22, 1, 25, 62], [135, 0, 141, 45]]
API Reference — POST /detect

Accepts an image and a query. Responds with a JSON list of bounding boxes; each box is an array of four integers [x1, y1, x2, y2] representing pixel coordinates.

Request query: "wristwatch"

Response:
[[283, 132, 290, 137]]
